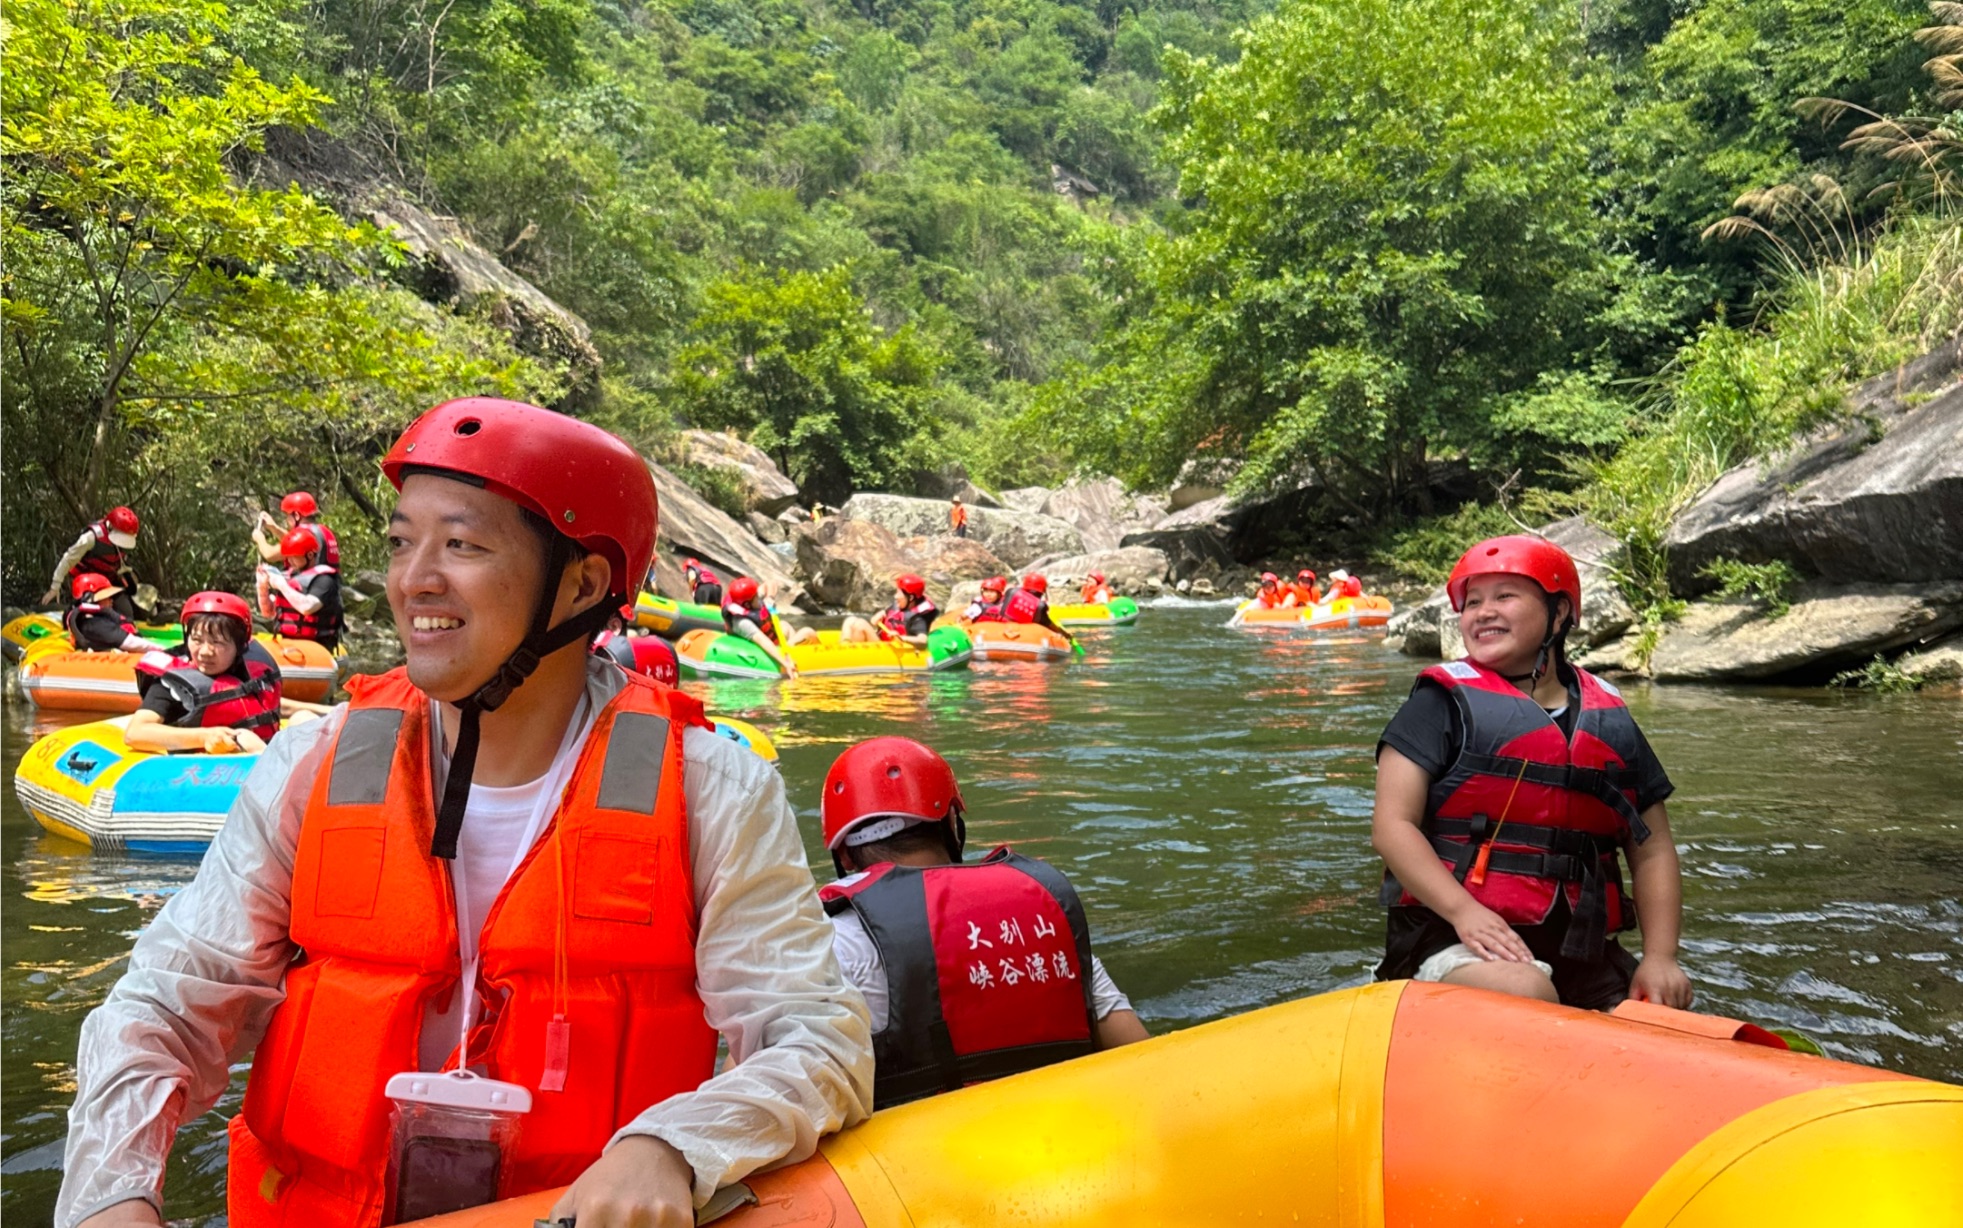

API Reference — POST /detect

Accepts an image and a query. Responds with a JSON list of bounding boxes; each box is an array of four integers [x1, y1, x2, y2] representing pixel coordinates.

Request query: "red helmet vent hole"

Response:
[[453, 418, 482, 436], [886, 766, 902, 779]]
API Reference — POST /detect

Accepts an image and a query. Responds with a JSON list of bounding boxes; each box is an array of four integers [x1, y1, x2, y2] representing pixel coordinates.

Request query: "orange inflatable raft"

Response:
[[962, 621, 1074, 662], [421, 981, 1960, 1228], [1303, 593, 1394, 631], [17, 637, 338, 711]]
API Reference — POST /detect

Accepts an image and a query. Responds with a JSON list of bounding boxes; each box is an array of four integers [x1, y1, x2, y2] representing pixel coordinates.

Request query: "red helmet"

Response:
[[1447, 535, 1582, 623], [71, 573, 118, 601], [1089, 572, 1105, 583], [1022, 573, 1048, 595], [281, 491, 319, 517], [102, 506, 140, 546], [982, 576, 1007, 593], [684, 557, 702, 577], [278, 526, 320, 559], [729, 576, 760, 604], [180, 590, 253, 635], [1297, 569, 1316, 580], [382, 398, 657, 601], [821, 736, 964, 850], [1260, 572, 1279, 584], [895, 573, 927, 597]]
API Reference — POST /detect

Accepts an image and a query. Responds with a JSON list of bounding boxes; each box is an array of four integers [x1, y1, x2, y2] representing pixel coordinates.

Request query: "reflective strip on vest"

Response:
[[327, 708, 403, 807]]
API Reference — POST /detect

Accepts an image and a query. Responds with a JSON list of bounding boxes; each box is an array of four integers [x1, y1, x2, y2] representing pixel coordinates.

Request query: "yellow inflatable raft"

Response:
[[2, 611, 65, 660], [675, 627, 974, 679], [1048, 596, 1140, 627], [424, 980, 1962, 1228], [18, 636, 338, 710], [1303, 593, 1394, 631]]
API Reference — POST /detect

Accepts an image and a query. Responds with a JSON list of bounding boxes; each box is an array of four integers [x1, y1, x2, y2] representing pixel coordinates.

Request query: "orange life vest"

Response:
[[1080, 584, 1112, 603], [228, 668, 717, 1227], [1290, 582, 1318, 606]]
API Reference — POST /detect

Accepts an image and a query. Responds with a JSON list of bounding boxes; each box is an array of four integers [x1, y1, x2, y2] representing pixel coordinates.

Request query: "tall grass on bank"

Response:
[[1576, 209, 1963, 620]]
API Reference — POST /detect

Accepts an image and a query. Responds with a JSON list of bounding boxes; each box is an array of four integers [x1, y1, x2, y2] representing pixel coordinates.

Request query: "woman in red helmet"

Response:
[[252, 491, 339, 568], [255, 525, 344, 650], [962, 576, 1010, 622], [1253, 571, 1292, 608], [1370, 535, 1690, 1012], [1289, 569, 1319, 606], [869, 573, 939, 648], [818, 737, 1148, 1109], [64, 574, 168, 654], [126, 592, 324, 755], [1003, 573, 1076, 644], [43, 506, 146, 618], [59, 399, 870, 1228], [1079, 571, 1113, 604]]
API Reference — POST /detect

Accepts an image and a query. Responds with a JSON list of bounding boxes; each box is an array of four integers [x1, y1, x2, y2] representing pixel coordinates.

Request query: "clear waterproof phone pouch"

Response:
[[381, 1070, 531, 1226]]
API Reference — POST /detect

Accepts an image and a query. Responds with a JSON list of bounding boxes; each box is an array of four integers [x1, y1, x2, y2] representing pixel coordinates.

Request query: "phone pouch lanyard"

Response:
[[381, 1070, 532, 1225]]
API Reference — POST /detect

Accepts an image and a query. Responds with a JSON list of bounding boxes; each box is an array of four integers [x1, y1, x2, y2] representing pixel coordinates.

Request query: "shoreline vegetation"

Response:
[[4, 0, 1956, 684]]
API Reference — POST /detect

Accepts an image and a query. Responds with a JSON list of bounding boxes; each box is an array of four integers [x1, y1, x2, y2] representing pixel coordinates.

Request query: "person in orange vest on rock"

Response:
[[1327, 568, 1364, 599], [1079, 572, 1114, 604], [44, 506, 145, 618], [1371, 535, 1690, 1013], [252, 491, 339, 568], [1254, 572, 1293, 608], [256, 526, 344, 652], [818, 737, 1148, 1109], [1289, 569, 1320, 606], [1003, 573, 1075, 644], [55, 399, 871, 1228], [949, 494, 969, 538]]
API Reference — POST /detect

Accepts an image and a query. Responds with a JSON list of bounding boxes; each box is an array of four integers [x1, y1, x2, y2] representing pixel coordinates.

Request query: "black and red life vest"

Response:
[[65, 600, 136, 652], [269, 564, 343, 644], [820, 847, 1098, 1109], [75, 519, 129, 581], [134, 641, 283, 742], [881, 598, 939, 638], [723, 599, 779, 644], [594, 629, 680, 686], [1382, 658, 1650, 961], [968, 600, 1007, 623], [301, 521, 340, 568], [1004, 588, 1044, 624]]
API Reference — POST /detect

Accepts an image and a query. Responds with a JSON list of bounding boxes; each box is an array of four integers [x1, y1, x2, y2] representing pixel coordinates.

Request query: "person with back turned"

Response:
[[818, 736, 1148, 1110], [1371, 535, 1691, 1011], [44, 506, 145, 618], [56, 398, 870, 1228]]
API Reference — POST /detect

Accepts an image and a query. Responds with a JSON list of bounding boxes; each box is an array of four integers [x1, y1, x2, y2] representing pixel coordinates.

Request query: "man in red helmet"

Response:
[[875, 573, 939, 648], [721, 575, 801, 676], [58, 400, 871, 1228], [253, 491, 340, 568], [1370, 535, 1691, 1012], [1002, 573, 1075, 644], [256, 526, 344, 651], [44, 506, 145, 618], [818, 737, 1148, 1109]]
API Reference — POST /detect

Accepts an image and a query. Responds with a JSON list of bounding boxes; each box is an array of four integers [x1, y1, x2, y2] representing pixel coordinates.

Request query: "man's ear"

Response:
[[564, 553, 615, 617]]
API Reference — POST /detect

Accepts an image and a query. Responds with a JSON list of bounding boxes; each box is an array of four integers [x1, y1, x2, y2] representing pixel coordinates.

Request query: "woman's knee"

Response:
[[1441, 959, 1560, 1003]]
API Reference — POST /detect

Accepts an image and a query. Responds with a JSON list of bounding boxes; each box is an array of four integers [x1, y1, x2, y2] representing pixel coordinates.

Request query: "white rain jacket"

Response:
[[57, 658, 873, 1226]]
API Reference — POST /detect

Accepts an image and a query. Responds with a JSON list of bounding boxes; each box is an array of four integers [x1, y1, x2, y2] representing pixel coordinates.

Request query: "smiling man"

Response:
[[57, 399, 872, 1228]]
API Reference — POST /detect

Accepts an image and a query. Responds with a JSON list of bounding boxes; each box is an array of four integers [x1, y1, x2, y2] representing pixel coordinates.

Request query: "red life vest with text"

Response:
[[227, 669, 717, 1227], [594, 630, 680, 686], [1382, 658, 1650, 961], [133, 642, 283, 742], [820, 847, 1097, 1109], [1003, 588, 1044, 624], [304, 522, 341, 568]]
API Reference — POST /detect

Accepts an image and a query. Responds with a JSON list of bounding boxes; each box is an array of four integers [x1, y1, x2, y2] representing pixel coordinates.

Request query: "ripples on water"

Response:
[[4, 601, 1960, 1220]]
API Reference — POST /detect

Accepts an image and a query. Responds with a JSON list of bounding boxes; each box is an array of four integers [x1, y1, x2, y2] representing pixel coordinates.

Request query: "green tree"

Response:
[[1040, 0, 1642, 515], [670, 265, 941, 501], [1, 0, 558, 598]]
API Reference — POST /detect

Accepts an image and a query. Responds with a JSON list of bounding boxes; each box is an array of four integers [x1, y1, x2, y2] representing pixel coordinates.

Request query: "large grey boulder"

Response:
[[840, 493, 1083, 568], [1168, 456, 1233, 511], [1666, 341, 1963, 591], [793, 519, 1009, 611], [680, 430, 802, 516], [997, 487, 1053, 514], [1021, 546, 1171, 592], [1648, 581, 1963, 681], [1121, 495, 1236, 582], [1898, 635, 1963, 687], [1039, 478, 1170, 553], [648, 460, 803, 607]]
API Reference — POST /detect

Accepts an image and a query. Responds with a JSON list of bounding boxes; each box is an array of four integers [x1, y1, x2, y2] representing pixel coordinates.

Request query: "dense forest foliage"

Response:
[[3, 0, 1953, 601]]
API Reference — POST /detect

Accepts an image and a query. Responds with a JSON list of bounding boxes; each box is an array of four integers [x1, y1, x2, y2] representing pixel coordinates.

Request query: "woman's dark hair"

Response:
[[184, 611, 248, 653]]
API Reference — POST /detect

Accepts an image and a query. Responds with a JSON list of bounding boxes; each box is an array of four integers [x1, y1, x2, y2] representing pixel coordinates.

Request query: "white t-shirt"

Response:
[[827, 870, 1133, 1033]]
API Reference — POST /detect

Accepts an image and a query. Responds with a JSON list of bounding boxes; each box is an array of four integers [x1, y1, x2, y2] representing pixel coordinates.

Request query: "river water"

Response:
[[4, 600, 1960, 1222]]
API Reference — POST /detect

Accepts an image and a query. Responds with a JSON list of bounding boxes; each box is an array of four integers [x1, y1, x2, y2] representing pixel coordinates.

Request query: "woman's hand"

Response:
[[1447, 901, 1537, 963], [549, 1134, 695, 1228], [1629, 954, 1693, 1009]]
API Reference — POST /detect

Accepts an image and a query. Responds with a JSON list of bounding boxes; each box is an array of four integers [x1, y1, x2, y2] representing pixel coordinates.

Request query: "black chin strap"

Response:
[[430, 536, 614, 860], [1503, 596, 1572, 688]]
